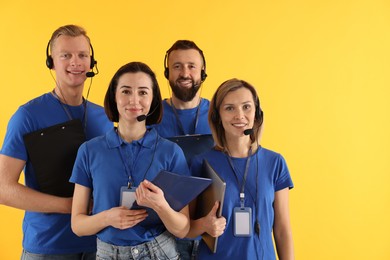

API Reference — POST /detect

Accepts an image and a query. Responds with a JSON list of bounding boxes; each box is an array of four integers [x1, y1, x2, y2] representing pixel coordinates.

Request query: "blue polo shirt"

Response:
[[70, 127, 189, 246], [0, 92, 112, 254], [154, 98, 211, 137], [190, 147, 294, 260]]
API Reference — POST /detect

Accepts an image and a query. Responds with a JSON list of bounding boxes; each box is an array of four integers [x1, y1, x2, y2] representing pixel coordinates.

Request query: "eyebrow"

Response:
[[173, 61, 196, 66], [118, 85, 151, 90], [223, 100, 252, 106]]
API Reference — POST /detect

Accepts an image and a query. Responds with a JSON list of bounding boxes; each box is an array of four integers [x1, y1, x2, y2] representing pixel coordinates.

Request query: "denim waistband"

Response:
[[96, 230, 179, 260]]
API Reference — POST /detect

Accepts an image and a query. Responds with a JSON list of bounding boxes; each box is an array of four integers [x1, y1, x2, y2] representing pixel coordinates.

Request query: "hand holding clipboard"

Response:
[[195, 160, 227, 253]]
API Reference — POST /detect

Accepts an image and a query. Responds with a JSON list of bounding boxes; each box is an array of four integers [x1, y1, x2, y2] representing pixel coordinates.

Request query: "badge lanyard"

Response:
[[227, 147, 263, 237], [117, 129, 146, 189], [117, 129, 158, 189], [226, 147, 252, 208], [171, 98, 202, 135], [51, 90, 87, 132]]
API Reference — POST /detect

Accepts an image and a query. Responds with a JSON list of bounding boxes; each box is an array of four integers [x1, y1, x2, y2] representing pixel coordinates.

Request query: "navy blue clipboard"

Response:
[[133, 170, 212, 226], [167, 134, 214, 164]]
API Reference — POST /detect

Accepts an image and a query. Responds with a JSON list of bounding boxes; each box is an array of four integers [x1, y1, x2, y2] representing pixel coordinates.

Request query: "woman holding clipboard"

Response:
[[70, 62, 189, 259], [188, 79, 295, 259]]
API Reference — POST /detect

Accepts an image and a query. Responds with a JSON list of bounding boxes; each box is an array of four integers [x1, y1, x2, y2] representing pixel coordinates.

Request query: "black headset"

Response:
[[211, 89, 263, 125], [163, 49, 207, 82], [45, 39, 96, 70]]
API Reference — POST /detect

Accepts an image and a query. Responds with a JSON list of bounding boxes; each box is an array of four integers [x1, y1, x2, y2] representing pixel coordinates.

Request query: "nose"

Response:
[[180, 66, 190, 78], [130, 93, 139, 104], [234, 108, 245, 119], [70, 55, 81, 67]]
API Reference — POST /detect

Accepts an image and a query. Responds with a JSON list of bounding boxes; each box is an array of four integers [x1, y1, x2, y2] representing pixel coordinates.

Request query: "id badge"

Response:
[[234, 207, 252, 237], [120, 186, 137, 208]]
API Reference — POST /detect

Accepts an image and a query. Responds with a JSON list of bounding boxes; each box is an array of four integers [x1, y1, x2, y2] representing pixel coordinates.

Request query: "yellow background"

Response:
[[1, 0, 389, 259]]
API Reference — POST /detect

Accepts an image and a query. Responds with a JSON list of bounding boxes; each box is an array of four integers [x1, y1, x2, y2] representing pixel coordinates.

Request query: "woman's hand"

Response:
[[135, 180, 168, 211], [105, 206, 148, 230], [203, 201, 226, 237]]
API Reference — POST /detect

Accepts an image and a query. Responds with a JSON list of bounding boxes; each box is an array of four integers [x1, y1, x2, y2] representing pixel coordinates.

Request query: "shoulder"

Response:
[[81, 135, 106, 149], [200, 98, 210, 109], [191, 148, 221, 165], [20, 93, 55, 112], [258, 147, 287, 162], [9, 93, 60, 132], [85, 100, 104, 110], [157, 135, 182, 152], [85, 100, 106, 116], [161, 99, 173, 112]]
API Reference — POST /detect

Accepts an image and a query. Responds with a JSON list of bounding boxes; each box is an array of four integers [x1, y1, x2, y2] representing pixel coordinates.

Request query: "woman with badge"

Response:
[[70, 62, 190, 259], [187, 78, 295, 259]]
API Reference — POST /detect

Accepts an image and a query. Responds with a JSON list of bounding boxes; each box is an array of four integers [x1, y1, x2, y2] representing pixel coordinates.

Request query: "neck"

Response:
[[226, 136, 254, 158], [117, 121, 146, 143], [53, 87, 84, 106], [171, 94, 201, 109]]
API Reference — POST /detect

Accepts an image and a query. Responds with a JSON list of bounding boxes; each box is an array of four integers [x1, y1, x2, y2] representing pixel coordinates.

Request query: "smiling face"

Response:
[[115, 72, 153, 124], [168, 49, 204, 102], [219, 87, 256, 139], [51, 35, 91, 89]]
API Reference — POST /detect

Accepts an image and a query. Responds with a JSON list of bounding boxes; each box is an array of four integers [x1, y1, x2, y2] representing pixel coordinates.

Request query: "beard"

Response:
[[169, 77, 201, 102]]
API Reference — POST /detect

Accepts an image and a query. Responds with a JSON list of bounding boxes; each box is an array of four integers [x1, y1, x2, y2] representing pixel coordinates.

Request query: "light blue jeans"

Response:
[[21, 250, 95, 260], [96, 231, 180, 260]]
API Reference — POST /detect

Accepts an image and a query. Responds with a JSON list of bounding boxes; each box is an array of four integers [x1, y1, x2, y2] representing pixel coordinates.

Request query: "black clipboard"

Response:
[[133, 170, 212, 227], [167, 134, 214, 164], [195, 159, 226, 253], [23, 119, 86, 197]]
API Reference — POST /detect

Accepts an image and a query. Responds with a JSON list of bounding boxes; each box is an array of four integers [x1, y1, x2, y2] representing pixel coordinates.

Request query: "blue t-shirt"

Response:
[[70, 127, 189, 246], [190, 147, 294, 260], [154, 98, 211, 137], [0, 92, 112, 254]]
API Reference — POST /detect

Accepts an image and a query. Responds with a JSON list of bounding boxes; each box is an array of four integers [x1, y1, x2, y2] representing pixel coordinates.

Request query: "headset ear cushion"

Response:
[[90, 57, 96, 69], [201, 70, 207, 81], [256, 108, 264, 125], [46, 56, 53, 69], [164, 68, 169, 79]]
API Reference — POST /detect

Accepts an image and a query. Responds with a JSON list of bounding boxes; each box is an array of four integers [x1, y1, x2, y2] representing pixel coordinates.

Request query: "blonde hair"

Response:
[[49, 24, 90, 52]]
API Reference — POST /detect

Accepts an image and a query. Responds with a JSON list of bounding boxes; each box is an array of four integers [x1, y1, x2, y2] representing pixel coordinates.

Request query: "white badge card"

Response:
[[120, 186, 137, 208], [234, 207, 252, 237]]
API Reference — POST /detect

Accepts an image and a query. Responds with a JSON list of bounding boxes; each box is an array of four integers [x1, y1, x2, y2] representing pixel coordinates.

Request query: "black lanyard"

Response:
[[171, 98, 202, 135], [51, 90, 87, 132], [226, 147, 252, 208]]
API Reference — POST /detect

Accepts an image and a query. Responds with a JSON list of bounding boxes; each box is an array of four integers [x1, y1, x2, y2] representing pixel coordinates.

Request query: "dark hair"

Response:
[[165, 40, 206, 69], [104, 62, 162, 125], [209, 78, 263, 150]]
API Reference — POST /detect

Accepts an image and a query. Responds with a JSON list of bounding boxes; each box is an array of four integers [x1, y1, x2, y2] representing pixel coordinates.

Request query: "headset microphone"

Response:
[[136, 114, 147, 122], [86, 61, 99, 78], [136, 102, 160, 122], [243, 128, 254, 136], [86, 71, 95, 77]]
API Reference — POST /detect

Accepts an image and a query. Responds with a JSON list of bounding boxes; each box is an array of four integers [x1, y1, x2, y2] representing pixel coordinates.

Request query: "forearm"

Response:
[[274, 188, 294, 260], [0, 182, 72, 214], [186, 217, 207, 238], [156, 205, 189, 238], [72, 210, 109, 237], [0, 155, 71, 213], [274, 229, 294, 260]]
